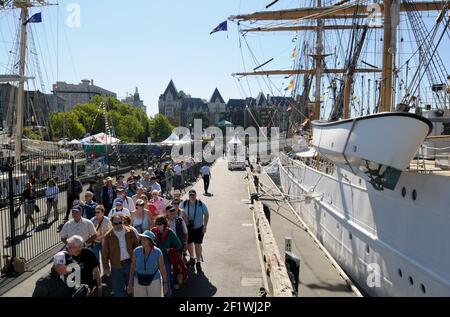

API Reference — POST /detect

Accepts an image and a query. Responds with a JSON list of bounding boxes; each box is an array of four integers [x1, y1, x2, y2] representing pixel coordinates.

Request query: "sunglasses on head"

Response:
[[113, 222, 123, 225]]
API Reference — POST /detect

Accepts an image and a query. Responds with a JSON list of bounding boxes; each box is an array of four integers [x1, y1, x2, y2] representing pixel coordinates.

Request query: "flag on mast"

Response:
[[210, 21, 227, 35], [290, 47, 296, 60], [25, 12, 42, 25]]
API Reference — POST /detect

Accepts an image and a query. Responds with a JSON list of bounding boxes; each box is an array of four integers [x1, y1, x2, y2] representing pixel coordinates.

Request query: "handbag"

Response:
[[137, 268, 159, 286]]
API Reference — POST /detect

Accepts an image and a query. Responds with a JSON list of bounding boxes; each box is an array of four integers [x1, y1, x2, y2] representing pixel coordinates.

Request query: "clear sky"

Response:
[[0, 0, 301, 116], [0, 0, 448, 118]]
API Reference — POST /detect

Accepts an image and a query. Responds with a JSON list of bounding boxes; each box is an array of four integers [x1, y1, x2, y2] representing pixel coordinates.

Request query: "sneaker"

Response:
[[187, 258, 195, 266], [195, 262, 202, 272]]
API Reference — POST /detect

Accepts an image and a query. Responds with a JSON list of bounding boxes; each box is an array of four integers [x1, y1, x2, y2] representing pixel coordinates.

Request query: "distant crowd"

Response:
[[30, 160, 212, 297]]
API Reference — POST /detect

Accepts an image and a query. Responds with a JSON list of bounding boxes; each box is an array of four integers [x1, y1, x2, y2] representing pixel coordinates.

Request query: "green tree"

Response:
[[48, 112, 86, 140], [149, 114, 174, 142]]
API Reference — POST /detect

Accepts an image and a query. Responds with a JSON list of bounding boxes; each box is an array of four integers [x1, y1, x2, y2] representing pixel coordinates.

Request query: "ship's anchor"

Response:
[[364, 161, 385, 191]]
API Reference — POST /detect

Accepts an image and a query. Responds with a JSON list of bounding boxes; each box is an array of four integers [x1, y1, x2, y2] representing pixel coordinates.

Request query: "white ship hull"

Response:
[[311, 112, 433, 171], [279, 153, 450, 296]]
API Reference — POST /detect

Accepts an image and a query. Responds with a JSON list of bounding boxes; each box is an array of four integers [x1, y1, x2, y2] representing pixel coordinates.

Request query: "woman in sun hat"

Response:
[[127, 230, 168, 297]]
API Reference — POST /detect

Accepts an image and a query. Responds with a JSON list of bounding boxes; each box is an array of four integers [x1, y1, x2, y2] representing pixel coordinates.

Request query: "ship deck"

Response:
[[408, 159, 450, 176]]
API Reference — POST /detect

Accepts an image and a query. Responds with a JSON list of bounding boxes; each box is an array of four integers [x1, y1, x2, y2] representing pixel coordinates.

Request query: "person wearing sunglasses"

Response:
[[90, 205, 112, 262], [102, 214, 139, 297], [181, 189, 209, 272], [131, 199, 152, 234], [149, 189, 166, 216]]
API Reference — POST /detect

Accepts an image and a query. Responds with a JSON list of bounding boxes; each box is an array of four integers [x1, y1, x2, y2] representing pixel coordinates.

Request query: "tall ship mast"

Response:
[[230, 0, 450, 296]]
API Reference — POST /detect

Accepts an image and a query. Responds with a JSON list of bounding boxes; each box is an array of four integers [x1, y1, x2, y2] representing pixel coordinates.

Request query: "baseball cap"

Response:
[[189, 189, 196, 194], [115, 198, 124, 205], [53, 251, 69, 265], [71, 205, 82, 213]]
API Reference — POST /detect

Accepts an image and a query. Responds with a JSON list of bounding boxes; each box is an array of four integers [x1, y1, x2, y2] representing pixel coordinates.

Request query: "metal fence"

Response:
[[0, 151, 88, 276], [0, 149, 213, 277]]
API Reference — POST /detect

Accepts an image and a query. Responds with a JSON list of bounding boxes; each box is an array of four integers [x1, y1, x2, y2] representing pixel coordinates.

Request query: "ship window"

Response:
[[401, 187, 406, 197], [353, 145, 357, 152], [398, 269, 402, 277], [366, 245, 370, 254], [412, 190, 417, 201], [420, 284, 426, 294], [409, 276, 414, 285], [349, 232, 352, 240]]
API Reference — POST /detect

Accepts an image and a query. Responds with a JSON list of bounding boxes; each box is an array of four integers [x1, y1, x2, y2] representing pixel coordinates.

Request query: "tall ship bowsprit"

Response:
[[230, 0, 450, 296]]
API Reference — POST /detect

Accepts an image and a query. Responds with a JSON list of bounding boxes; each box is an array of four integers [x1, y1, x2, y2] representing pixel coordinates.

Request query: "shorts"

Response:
[[188, 226, 204, 244], [25, 203, 34, 216]]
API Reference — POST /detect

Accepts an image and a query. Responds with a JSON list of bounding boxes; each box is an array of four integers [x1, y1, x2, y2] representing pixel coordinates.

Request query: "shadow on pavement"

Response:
[[172, 266, 217, 297]]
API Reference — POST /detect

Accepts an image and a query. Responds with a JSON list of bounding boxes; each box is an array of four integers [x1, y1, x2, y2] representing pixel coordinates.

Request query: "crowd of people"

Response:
[[32, 163, 211, 297]]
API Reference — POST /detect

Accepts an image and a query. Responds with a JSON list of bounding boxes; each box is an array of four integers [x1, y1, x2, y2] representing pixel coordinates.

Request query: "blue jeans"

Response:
[[111, 259, 131, 297], [165, 261, 173, 297], [92, 242, 102, 262]]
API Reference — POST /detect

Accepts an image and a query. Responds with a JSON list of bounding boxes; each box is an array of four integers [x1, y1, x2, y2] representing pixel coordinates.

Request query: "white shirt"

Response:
[[91, 216, 112, 243], [60, 218, 96, 242], [114, 229, 130, 261], [108, 207, 131, 219], [200, 166, 210, 176]]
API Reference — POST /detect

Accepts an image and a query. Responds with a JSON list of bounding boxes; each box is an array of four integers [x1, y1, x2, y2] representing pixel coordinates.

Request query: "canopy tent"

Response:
[[228, 134, 243, 144], [217, 119, 234, 127], [68, 139, 82, 145], [180, 134, 192, 143], [161, 132, 180, 144], [81, 132, 120, 145], [57, 138, 69, 146]]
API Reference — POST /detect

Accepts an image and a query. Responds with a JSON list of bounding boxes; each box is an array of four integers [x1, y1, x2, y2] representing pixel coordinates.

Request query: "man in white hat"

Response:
[[32, 251, 88, 297]]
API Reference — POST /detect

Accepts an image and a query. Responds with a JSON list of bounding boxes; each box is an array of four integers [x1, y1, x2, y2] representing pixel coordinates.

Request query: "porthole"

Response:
[[401, 187, 406, 197], [353, 145, 357, 152], [420, 284, 426, 294], [366, 245, 370, 254], [398, 269, 402, 277], [349, 232, 353, 240], [409, 276, 414, 285], [358, 178, 362, 185], [412, 190, 417, 201]]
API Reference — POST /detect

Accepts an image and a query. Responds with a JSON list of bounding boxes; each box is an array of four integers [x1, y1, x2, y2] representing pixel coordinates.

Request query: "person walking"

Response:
[[66, 235, 102, 295], [200, 164, 211, 195], [149, 190, 165, 216], [116, 187, 135, 212], [87, 180, 97, 202], [173, 162, 182, 190], [164, 164, 174, 198], [181, 189, 209, 272], [60, 205, 97, 246], [127, 230, 168, 297], [151, 215, 181, 296], [44, 179, 59, 223], [102, 177, 116, 215], [108, 199, 131, 218], [90, 205, 112, 261], [102, 214, 139, 297], [21, 182, 36, 235], [64, 175, 83, 221], [131, 199, 152, 234], [32, 251, 88, 297], [82, 191, 97, 220]]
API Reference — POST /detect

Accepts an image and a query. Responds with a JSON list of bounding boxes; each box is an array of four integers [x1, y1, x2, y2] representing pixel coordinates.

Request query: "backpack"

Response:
[[175, 217, 185, 243]]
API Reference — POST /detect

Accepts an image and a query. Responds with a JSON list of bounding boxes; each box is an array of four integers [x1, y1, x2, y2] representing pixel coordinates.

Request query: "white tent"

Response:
[[228, 134, 243, 145], [179, 134, 192, 143], [57, 138, 69, 146], [81, 132, 120, 145], [161, 132, 180, 144], [68, 139, 82, 145]]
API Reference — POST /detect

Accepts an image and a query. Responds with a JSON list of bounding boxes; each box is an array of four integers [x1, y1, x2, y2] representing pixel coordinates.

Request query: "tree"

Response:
[[48, 112, 86, 140], [149, 114, 174, 142]]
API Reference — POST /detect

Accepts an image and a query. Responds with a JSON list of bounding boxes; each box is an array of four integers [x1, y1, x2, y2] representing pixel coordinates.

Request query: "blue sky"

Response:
[[0, 0, 448, 118], [0, 0, 301, 116]]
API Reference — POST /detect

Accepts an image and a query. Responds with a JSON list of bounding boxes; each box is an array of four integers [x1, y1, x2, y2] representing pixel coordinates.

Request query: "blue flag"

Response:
[[26, 12, 42, 24], [210, 21, 227, 35]]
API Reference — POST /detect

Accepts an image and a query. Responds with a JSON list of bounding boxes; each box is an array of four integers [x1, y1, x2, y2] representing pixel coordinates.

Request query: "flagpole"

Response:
[[15, 0, 30, 160]]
